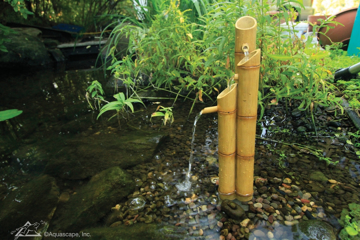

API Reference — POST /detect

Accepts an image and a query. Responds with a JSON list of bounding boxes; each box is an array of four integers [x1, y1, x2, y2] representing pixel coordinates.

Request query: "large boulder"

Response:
[[44, 131, 167, 180], [0, 29, 51, 68], [0, 175, 59, 239], [48, 166, 135, 233], [292, 219, 337, 240]]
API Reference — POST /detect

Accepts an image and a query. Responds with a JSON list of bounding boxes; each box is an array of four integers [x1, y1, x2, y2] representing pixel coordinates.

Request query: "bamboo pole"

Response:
[[201, 83, 237, 200], [236, 49, 261, 202], [235, 16, 257, 77]]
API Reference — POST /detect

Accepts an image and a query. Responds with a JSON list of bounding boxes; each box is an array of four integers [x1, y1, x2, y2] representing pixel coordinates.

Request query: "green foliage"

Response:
[[1, 0, 32, 52], [0, 109, 23, 121], [251, 2, 345, 121], [86, 80, 105, 110], [339, 203, 360, 240], [337, 79, 360, 109], [107, 0, 240, 114], [4, 0, 33, 19], [97, 92, 144, 120], [85, 81, 144, 127], [151, 106, 174, 126]]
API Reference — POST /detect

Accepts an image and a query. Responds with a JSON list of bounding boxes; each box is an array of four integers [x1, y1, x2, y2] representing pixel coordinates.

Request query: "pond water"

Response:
[[0, 65, 359, 240]]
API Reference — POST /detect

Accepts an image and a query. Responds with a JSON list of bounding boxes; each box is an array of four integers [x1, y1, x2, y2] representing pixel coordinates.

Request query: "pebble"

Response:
[[253, 229, 266, 238], [284, 220, 299, 226], [267, 231, 275, 239], [240, 218, 250, 227], [283, 178, 292, 184], [302, 192, 312, 200], [254, 203, 263, 208], [285, 215, 294, 221]]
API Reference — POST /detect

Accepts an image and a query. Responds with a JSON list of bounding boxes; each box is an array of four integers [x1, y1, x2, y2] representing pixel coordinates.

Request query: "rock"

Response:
[[0, 30, 52, 68], [206, 156, 217, 166], [283, 178, 292, 184], [309, 171, 328, 182], [305, 182, 325, 192], [253, 229, 266, 238], [83, 223, 186, 239], [42, 38, 60, 49], [45, 131, 168, 179], [221, 200, 245, 220], [297, 126, 307, 132], [48, 167, 135, 233], [0, 175, 59, 239], [292, 109, 302, 118], [292, 219, 336, 240]]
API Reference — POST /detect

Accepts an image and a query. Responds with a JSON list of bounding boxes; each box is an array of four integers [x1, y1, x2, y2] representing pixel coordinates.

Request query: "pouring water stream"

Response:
[[176, 112, 202, 191]]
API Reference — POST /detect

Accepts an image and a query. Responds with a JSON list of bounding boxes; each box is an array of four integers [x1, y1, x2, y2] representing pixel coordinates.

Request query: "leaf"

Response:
[[198, 89, 203, 102], [0, 109, 23, 121], [151, 112, 165, 117], [267, 54, 294, 60], [345, 226, 358, 236], [186, 33, 193, 39]]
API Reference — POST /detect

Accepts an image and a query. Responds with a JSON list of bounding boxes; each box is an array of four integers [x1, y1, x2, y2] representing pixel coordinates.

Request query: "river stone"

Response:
[[0, 175, 59, 239], [0, 30, 51, 68], [45, 131, 168, 179], [305, 182, 325, 192], [292, 109, 302, 118], [292, 219, 336, 240], [309, 171, 328, 182], [221, 200, 245, 220], [83, 224, 186, 239], [48, 167, 135, 233]]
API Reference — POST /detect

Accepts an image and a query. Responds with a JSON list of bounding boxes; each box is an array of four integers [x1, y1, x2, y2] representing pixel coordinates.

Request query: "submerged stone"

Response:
[[45, 131, 168, 179], [0, 175, 59, 239], [221, 200, 245, 220], [309, 171, 329, 182], [292, 219, 336, 240], [48, 167, 135, 233]]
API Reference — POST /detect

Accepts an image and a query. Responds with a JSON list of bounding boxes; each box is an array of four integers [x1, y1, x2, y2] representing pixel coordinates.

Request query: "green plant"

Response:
[[106, 0, 241, 115], [97, 92, 144, 120], [339, 203, 360, 240], [85, 81, 144, 127], [276, 150, 287, 169], [86, 80, 105, 110], [0, 109, 23, 121], [337, 79, 360, 109], [151, 106, 174, 126], [1, 0, 33, 52]]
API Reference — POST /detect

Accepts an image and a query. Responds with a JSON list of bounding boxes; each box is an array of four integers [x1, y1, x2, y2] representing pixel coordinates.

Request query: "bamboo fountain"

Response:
[[201, 16, 260, 202]]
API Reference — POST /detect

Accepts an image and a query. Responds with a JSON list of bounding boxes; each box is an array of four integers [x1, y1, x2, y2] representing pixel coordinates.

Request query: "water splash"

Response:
[[176, 112, 202, 191]]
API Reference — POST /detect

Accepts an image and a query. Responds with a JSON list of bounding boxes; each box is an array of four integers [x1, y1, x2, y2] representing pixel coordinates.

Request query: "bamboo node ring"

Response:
[[238, 64, 260, 69]]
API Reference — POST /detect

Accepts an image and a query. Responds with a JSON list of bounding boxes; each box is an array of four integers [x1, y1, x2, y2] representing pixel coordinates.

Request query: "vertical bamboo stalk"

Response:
[[217, 83, 237, 200], [234, 16, 257, 77], [236, 49, 261, 202]]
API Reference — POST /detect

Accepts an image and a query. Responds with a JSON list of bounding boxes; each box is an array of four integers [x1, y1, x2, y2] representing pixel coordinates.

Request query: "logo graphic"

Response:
[[11, 221, 45, 240]]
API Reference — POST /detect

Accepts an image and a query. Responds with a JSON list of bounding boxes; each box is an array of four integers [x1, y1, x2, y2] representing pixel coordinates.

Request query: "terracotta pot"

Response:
[[307, 15, 328, 32], [318, 7, 358, 50]]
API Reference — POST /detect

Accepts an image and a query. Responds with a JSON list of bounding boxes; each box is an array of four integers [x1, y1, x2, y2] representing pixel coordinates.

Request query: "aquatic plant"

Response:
[[86, 80, 144, 127], [0, 109, 23, 122], [151, 106, 174, 126], [339, 203, 360, 240]]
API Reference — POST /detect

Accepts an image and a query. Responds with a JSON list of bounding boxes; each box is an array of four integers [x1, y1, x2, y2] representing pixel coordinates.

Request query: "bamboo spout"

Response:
[[200, 84, 238, 200], [201, 106, 218, 115], [235, 16, 257, 76]]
